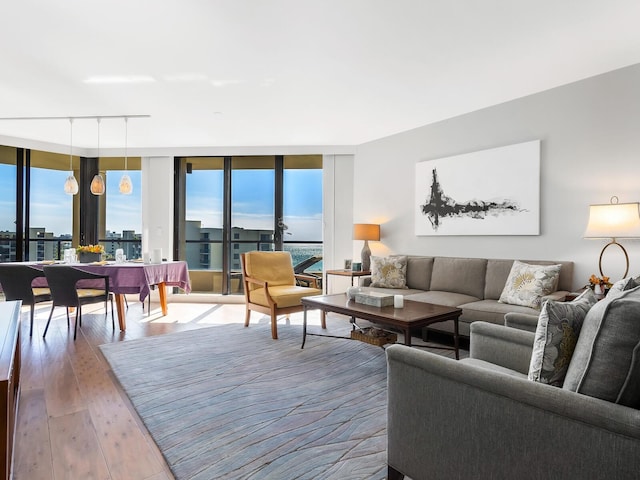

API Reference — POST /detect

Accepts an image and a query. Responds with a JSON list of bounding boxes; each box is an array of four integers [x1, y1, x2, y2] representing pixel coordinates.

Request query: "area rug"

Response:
[[99, 323, 388, 479]]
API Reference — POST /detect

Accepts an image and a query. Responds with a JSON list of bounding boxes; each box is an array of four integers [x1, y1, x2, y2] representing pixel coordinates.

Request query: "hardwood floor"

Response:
[[11, 296, 467, 480]]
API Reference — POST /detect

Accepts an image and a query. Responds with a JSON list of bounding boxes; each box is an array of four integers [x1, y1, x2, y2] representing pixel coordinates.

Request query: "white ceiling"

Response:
[[1, 0, 640, 153]]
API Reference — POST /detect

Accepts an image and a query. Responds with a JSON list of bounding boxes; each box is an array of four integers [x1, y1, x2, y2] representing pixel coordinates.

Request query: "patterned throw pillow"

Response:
[[528, 289, 597, 386], [370, 256, 408, 289], [498, 261, 562, 309], [608, 277, 637, 296]]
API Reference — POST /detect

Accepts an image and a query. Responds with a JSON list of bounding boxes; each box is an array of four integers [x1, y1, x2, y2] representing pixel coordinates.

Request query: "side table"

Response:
[[324, 270, 371, 294]]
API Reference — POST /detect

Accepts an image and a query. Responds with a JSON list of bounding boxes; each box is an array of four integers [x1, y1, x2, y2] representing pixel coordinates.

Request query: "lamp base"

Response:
[[361, 240, 371, 272], [599, 240, 630, 278]]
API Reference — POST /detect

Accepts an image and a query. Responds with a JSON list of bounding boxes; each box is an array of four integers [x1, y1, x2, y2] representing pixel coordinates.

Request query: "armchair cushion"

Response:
[[563, 285, 640, 408], [249, 285, 321, 308], [499, 261, 561, 309], [528, 289, 597, 386]]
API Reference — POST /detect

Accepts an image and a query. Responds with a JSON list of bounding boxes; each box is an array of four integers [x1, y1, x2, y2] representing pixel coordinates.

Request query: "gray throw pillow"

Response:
[[563, 285, 640, 408], [528, 289, 597, 386], [607, 277, 636, 295], [370, 256, 408, 289], [499, 261, 562, 309]]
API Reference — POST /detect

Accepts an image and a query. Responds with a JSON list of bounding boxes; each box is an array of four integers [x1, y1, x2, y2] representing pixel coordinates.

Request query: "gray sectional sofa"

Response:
[[386, 283, 640, 479], [361, 255, 574, 337]]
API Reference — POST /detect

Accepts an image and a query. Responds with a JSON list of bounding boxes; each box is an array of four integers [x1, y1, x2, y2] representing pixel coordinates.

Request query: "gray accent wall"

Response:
[[354, 63, 640, 290]]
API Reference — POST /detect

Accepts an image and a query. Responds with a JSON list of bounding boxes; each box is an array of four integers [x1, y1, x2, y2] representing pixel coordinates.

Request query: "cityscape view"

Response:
[[0, 162, 323, 282]]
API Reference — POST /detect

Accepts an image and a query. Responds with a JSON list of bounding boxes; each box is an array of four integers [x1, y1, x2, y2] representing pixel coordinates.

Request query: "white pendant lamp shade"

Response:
[[91, 119, 105, 196], [64, 118, 79, 195], [64, 173, 79, 195], [119, 174, 133, 194], [119, 117, 133, 194], [90, 174, 106, 195]]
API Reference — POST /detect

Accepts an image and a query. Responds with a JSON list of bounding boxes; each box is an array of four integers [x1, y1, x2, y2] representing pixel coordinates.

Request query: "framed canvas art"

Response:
[[415, 140, 540, 236]]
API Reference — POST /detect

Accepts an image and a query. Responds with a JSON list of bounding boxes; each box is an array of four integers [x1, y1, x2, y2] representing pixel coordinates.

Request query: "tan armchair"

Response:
[[241, 251, 323, 339]]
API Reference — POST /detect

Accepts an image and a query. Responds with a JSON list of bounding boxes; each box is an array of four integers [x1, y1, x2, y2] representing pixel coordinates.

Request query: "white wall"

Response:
[[141, 156, 174, 263], [353, 63, 640, 290]]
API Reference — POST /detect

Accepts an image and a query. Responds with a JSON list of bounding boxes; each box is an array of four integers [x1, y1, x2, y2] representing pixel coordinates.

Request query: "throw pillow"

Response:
[[607, 277, 636, 296], [498, 261, 562, 309], [563, 285, 640, 408], [370, 256, 408, 289], [528, 289, 597, 386]]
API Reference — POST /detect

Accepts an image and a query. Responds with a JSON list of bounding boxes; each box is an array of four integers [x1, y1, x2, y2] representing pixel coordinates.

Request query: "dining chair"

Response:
[[42, 265, 115, 340], [0, 264, 52, 337], [241, 251, 323, 339]]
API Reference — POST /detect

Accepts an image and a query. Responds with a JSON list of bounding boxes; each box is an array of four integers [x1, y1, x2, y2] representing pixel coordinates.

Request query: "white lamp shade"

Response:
[[90, 174, 106, 195], [64, 173, 79, 195], [584, 202, 640, 239], [119, 174, 133, 195]]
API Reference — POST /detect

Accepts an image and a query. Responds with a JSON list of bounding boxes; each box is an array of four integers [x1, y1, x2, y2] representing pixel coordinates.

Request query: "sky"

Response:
[[186, 168, 323, 241], [1, 164, 322, 242]]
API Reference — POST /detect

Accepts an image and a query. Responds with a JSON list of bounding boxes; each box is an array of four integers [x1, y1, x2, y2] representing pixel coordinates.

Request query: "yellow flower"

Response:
[[76, 244, 105, 254]]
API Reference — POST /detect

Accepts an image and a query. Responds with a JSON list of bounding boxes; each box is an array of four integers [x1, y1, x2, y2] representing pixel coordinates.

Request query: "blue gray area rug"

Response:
[[100, 323, 388, 479]]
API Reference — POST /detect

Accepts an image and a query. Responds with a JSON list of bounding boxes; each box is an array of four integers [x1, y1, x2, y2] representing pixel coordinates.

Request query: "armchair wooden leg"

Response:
[[244, 308, 251, 327], [270, 311, 278, 340]]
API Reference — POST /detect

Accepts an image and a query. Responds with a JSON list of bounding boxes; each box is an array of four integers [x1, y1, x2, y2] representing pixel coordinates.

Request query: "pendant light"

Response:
[[90, 118, 106, 195], [119, 117, 133, 195], [63, 118, 79, 195]]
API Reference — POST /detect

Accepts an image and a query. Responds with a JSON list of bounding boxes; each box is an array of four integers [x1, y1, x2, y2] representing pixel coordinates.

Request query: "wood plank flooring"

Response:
[[10, 296, 467, 480]]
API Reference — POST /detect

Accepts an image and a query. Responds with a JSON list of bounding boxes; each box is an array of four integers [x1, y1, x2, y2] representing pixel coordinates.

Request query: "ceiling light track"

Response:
[[0, 114, 150, 121]]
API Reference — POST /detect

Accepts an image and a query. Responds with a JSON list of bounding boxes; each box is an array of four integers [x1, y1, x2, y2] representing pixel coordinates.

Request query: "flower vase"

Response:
[[594, 284, 603, 295], [79, 252, 101, 263]]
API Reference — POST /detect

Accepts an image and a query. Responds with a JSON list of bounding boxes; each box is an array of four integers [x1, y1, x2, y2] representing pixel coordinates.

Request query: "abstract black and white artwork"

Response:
[[415, 140, 540, 236]]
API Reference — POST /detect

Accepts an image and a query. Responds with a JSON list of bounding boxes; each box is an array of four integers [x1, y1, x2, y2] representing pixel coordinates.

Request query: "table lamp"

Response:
[[584, 197, 640, 278], [353, 223, 380, 272]]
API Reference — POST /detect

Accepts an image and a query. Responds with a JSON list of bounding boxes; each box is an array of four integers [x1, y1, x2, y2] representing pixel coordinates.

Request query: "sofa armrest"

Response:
[[469, 321, 534, 374], [504, 311, 539, 332], [386, 345, 640, 480]]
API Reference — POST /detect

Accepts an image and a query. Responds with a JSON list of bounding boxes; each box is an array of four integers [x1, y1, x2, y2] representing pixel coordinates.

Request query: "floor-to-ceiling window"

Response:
[[178, 155, 323, 294], [99, 158, 143, 260], [0, 146, 18, 262]]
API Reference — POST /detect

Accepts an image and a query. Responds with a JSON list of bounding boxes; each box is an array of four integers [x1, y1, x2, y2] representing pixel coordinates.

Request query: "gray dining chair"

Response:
[[42, 265, 114, 340], [0, 264, 52, 336]]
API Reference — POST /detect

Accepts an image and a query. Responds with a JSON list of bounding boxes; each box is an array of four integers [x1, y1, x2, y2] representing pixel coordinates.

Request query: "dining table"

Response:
[[28, 260, 191, 331]]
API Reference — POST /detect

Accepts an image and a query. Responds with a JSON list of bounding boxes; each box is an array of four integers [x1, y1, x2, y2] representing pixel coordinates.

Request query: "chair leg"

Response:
[[66, 307, 70, 327], [29, 305, 35, 337], [270, 311, 278, 340], [244, 307, 251, 327], [43, 305, 55, 338], [109, 296, 115, 330], [73, 308, 80, 340]]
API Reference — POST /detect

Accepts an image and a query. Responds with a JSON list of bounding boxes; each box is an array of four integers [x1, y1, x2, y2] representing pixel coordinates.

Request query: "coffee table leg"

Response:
[[301, 305, 308, 349], [454, 316, 460, 360], [403, 327, 412, 347]]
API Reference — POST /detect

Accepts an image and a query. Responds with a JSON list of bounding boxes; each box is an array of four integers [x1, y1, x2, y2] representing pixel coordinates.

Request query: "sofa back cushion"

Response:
[[405, 256, 434, 291], [485, 259, 573, 300], [563, 285, 640, 408], [430, 257, 487, 299]]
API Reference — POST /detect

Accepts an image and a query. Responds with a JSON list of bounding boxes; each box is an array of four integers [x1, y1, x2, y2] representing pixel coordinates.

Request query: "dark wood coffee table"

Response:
[[301, 293, 462, 358]]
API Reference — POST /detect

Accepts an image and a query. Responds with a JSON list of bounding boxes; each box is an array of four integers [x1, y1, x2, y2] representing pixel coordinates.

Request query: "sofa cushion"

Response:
[[405, 256, 434, 291], [430, 257, 487, 299], [498, 261, 561, 309], [563, 285, 640, 408], [527, 289, 597, 387], [370, 255, 408, 289], [460, 358, 528, 379], [406, 291, 480, 308]]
